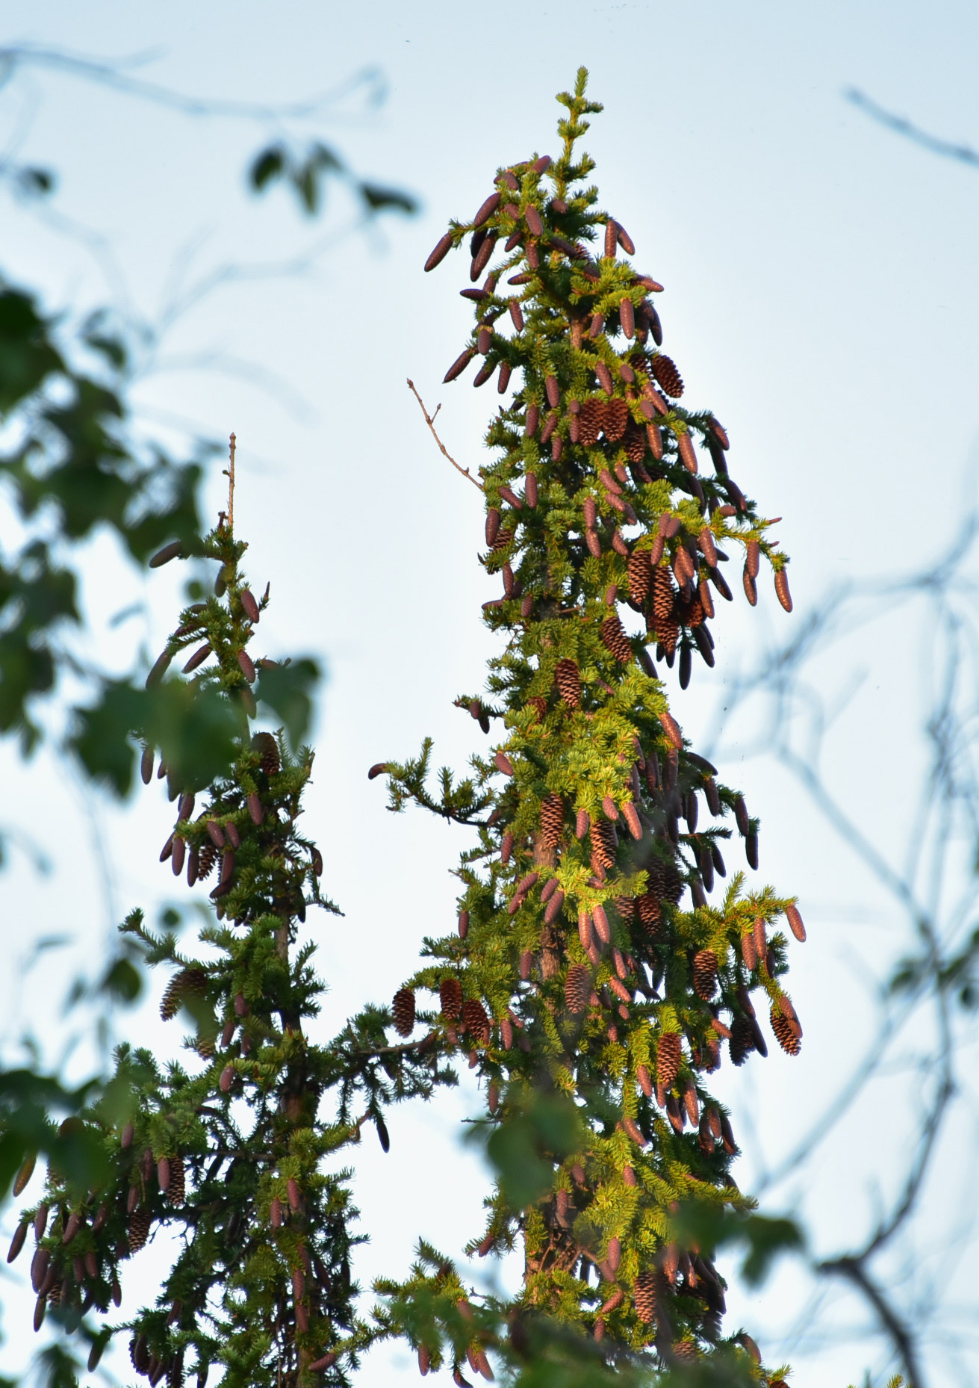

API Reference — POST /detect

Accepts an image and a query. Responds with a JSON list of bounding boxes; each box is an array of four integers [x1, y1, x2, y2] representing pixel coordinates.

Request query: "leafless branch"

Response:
[[406, 379, 485, 492], [846, 88, 979, 169], [0, 44, 388, 124]]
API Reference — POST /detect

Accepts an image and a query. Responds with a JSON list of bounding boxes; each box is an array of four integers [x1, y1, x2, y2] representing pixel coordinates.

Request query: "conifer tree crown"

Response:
[[375, 68, 802, 1385]]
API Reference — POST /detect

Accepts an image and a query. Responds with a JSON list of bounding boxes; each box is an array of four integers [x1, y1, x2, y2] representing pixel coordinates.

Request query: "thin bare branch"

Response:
[[846, 87, 979, 169], [406, 378, 484, 492]]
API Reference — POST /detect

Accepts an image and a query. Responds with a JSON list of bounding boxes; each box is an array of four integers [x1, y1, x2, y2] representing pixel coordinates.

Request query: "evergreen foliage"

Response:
[[374, 70, 803, 1383], [9, 513, 452, 1388], [6, 68, 811, 1388]]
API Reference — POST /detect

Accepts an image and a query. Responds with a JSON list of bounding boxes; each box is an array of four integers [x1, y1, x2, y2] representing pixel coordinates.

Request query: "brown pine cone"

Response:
[[604, 220, 618, 258], [564, 964, 591, 1014], [637, 891, 661, 930], [775, 568, 793, 612], [444, 348, 476, 383], [540, 792, 564, 848], [619, 297, 635, 339], [604, 397, 629, 442], [600, 614, 632, 663], [252, 731, 280, 776], [198, 843, 217, 880], [770, 1006, 801, 1055], [678, 590, 705, 629], [167, 1155, 185, 1206], [527, 695, 547, 724], [647, 855, 683, 904], [590, 818, 618, 870], [692, 949, 718, 1000], [128, 1209, 151, 1253], [615, 894, 636, 921], [785, 903, 806, 941], [677, 431, 698, 474], [653, 613, 679, 656], [425, 232, 453, 271], [555, 658, 582, 708], [698, 576, 715, 620], [649, 354, 684, 398], [160, 968, 208, 1023], [578, 398, 606, 446], [393, 987, 416, 1037], [657, 1032, 682, 1088], [461, 998, 491, 1044], [743, 566, 758, 606], [439, 978, 463, 1019], [652, 564, 675, 620], [729, 1016, 755, 1067], [634, 1270, 657, 1324], [595, 360, 614, 395], [627, 549, 650, 604], [623, 419, 646, 462]]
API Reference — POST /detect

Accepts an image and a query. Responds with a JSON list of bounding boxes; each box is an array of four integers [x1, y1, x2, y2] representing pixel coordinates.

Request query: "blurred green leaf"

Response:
[[100, 955, 143, 1004], [485, 1092, 584, 1209], [359, 181, 418, 214], [249, 144, 286, 189], [69, 677, 239, 796], [673, 1201, 804, 1287], [256, 657, 320, 747]]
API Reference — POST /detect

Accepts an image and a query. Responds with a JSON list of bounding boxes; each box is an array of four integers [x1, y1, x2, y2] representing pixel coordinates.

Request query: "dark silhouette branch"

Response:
[[846, 88, 979, 169]]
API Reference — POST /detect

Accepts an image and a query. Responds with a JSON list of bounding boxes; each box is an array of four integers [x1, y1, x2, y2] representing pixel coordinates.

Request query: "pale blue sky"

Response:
[[2, 3, 979, 1384]]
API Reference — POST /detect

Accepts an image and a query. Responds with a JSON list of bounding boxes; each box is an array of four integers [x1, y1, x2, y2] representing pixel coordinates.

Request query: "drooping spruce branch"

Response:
[[8, 503, 451, 1388], [370, 70, 804, 1386]]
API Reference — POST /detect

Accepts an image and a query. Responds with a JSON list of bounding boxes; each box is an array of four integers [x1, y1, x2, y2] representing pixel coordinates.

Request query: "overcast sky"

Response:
[[2, 3, 979, 1385]]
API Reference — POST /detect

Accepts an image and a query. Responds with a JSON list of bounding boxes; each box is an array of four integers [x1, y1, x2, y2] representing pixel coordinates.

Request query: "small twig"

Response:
[[406, 378, 484, 491], [226, 432, 236, 533]]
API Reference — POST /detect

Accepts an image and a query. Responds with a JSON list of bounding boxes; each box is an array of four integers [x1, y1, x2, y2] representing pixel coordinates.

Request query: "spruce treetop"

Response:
[[11, 482, 452, 1388], [376, 68, 802, 1385]]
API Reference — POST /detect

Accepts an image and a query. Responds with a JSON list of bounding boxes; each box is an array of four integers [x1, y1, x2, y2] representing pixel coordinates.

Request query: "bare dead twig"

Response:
[[406, 379, 484, 492], [816, 1254, 924, 1388], [226, 432, 236, 533]]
